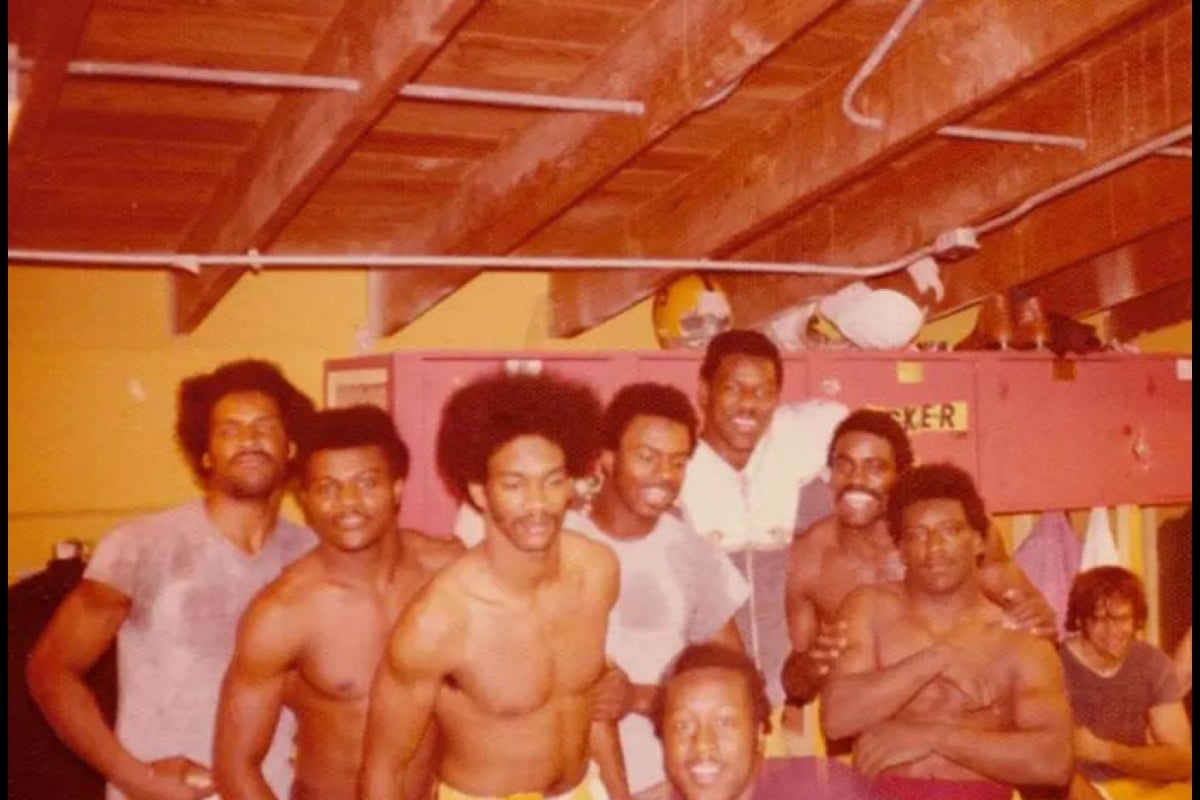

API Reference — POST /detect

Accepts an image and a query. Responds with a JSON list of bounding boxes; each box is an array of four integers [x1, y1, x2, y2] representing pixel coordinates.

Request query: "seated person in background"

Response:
[[820, 464, 1072, 800], [214, 406, 463, 800], [656, 644, 881, 800], [1060, 566, 1191, 798]]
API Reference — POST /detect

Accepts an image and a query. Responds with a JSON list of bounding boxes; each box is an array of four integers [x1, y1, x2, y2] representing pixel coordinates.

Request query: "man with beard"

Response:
[[782, 410, 1056, 730], [821, 464, 1073, 800], [214, 406, 463, 800], [361, 371, 625, 800], [573, 383, 750, 799], [677, 330, 847, 751], [29, 360, 316, 800]]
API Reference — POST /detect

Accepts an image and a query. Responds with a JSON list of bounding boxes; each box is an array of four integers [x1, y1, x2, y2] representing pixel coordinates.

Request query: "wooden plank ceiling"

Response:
[[6, 0, 1192, 341]]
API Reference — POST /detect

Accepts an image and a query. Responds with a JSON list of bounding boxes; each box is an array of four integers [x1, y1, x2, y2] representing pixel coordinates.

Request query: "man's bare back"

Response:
[[362, 530, 619, 798]]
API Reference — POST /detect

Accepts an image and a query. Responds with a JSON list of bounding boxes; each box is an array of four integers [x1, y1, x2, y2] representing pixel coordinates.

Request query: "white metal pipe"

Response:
[[1157, 146, 1192, 158], [841, 0, 928, 130], [6, 248, 915, 278], [67, 60, 361, 92], [975, 124, 1191, 236], [7, 125, 1191, 280], [938, 125, 1087, 151], [18, 55, 645, 115], [399, 83, 643, 116]]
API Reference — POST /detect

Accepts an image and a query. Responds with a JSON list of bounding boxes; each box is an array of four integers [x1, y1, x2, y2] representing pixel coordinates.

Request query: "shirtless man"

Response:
[[214, 405, 463, 800], [820, 464, 1072, 800], [361, 371, 623, 800], [783, 410, 1055, 710]]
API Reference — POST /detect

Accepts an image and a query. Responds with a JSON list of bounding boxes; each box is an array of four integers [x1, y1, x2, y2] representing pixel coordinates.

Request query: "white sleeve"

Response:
[[771, 399, 849, 481], [452, 503, 486, 548]]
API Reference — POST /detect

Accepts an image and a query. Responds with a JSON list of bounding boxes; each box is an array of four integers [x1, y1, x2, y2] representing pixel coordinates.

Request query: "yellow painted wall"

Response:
[[7, 267, 657, 581], [8, 268, 1191, 582]]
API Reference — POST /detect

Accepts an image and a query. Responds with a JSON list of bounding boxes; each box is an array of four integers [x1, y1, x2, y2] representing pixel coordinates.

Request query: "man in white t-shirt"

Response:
[[676, 330, 847, 752], [29, 360, 316, 800], [575, 383, 749, 799]]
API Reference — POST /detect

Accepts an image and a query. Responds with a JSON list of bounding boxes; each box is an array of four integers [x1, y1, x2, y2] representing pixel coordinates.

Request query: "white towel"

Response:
[[1079, 506, 1122, 570]]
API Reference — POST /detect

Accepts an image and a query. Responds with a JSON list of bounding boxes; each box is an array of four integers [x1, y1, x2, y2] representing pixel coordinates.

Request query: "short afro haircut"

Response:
[[885, 463, 989, 546], [699, 329, 783, 387], [297, 405, 410, 483], [653, 643, 772, 738], [828, 409, 915, 472], [600, 382, 698, 453], [176, 359, 314, 482], [1066, 566, 1148, 633], [436, 371, 603, 509]]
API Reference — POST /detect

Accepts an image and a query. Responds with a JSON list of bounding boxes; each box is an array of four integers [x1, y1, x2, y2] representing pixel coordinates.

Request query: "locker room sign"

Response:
[[876, 402, 970, 434]]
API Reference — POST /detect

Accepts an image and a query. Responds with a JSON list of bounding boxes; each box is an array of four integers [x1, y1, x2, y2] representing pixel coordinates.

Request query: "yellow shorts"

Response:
[[1094, 779, 1192, 800], [437, 765, 608, 800], [763, 702, 827, 759]]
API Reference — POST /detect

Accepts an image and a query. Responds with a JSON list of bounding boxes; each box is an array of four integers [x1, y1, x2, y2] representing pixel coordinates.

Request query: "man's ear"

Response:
[[201, 452, 213, 470], [599, 450, 615, 476], [697, 380, 710, 411], [467, 482, 487, 514], [391, 478, 406, 507]]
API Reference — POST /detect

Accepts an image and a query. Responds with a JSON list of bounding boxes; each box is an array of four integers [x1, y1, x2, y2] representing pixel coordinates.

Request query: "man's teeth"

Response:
[[642, 488, 670, 504], [841, 491, 876, 508], [690, 763, 721, 784]]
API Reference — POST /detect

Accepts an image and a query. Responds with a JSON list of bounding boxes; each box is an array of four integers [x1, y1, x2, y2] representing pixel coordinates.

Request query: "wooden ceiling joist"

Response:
[[368, 0, 846, 336], [169, 0, 484, 334], [873, 157, 1193, 319], [1104, 278, 1193, 342], [714, 1, 1192, 331], [1008, 217, 1192, 319], [549, 0, 1172, 337], [7, 0, 95, 173]]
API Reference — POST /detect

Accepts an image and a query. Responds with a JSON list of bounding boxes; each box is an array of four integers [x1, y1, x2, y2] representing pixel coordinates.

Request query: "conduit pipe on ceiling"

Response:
[[7, 124, 1191, 279], [840, 0, 1090, 150], [938, 125, 1087, 151], [841, 0, 927, 129], [1157, 146, 1192, 158], [12, 55, 646, 116]]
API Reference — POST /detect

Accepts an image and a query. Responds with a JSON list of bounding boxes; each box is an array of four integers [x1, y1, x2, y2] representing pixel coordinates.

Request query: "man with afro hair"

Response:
[[362, 371, 628, 800], [29, 359, 316, 799]]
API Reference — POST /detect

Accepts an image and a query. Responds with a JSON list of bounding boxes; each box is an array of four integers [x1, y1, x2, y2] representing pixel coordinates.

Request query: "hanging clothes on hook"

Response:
[[8, 539, 116, 800]]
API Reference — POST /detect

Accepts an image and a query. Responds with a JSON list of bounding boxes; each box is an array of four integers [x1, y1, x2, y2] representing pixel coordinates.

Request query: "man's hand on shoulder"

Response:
[[998, 588, 1058, 641]]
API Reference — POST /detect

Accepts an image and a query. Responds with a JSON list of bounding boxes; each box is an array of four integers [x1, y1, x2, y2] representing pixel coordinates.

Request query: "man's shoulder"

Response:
[[401, 528, 466, 573], [562, 530, 619, 573]]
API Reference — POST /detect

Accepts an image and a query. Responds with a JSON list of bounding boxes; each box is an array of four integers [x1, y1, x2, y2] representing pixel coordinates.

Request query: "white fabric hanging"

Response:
[[1079, 506, 1122, 571]]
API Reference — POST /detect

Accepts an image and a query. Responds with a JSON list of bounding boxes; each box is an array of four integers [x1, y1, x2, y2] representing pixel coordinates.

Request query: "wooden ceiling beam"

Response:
[[1103, 278, 1193, 342], [1005, 217, 1192, 321], [169, 0, 484, 334], [369, 0, 846, 336], [549, 0, 1172, 337], [7, 0, 95, 173], [714, 1, 1192, 330], [870, 157, 1192, 319]]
